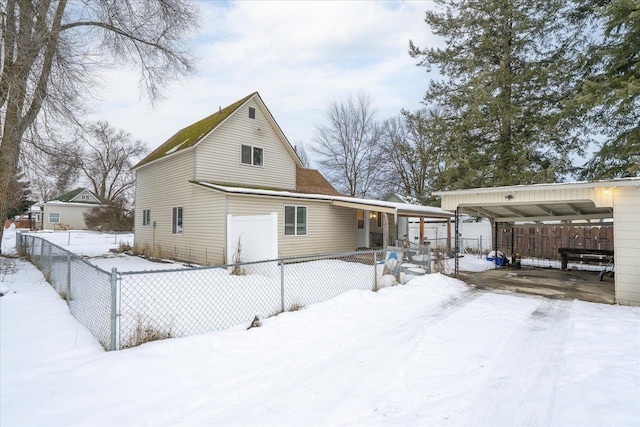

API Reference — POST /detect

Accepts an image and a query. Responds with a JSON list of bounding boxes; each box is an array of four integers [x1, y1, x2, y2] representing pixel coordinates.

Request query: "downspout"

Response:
[[193, 147, 197, 181], [224, 194, 228, 262]]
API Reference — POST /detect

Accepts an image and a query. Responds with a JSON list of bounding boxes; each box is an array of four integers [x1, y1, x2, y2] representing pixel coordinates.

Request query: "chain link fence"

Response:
[[16, 233, 114, 349], [16, 233, 432, 351]]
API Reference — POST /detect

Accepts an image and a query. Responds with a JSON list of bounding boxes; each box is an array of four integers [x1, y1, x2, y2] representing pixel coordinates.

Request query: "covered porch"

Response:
[[329, 198, 455, 250]]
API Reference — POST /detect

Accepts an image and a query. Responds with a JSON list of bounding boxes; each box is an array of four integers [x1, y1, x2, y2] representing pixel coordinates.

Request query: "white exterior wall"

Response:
[[440, 186, 614, 211], [135, 150, 228, 265], [227, 194, 357, 259], [613, 186, 640, 306], [42, 203, 96, 230], [136, 156, 358, 265], [194, 99, 297, 190]]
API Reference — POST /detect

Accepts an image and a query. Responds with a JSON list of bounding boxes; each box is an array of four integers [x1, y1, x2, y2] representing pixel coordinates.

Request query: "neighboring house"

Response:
[[40, 188, 109, 230], [132, 92, 453, 265]]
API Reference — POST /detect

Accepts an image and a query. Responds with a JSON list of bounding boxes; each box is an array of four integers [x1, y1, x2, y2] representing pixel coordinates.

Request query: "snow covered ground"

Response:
[[1, 228, 639, 426]]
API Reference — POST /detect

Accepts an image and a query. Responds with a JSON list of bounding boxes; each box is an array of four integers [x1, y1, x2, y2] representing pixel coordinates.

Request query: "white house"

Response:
[[40, 188, 108, 230], [132, 92, 453, 265]]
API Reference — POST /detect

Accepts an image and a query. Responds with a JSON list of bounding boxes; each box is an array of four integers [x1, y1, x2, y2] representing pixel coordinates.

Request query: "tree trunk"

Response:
[[0, 125, 23, 254]]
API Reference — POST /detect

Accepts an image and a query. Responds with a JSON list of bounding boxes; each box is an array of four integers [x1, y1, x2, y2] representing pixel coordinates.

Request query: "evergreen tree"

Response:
[[577, 0, 640, 179], [382, 108, 447, 204], [410, 0, 591, 189]]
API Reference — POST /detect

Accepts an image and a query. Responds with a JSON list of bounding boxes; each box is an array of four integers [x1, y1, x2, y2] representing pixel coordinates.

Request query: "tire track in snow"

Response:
[[145, 287, 485, 426], [464, 298, 571, 426]]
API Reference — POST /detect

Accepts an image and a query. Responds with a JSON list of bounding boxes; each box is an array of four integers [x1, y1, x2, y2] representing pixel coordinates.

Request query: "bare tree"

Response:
[[0, 0, 198, 251], [24, 140, 81, 202], [294, 143, 311, 168], [312, 92, 385, 198], [382, 108, 447, 204], [74, 121, 147, 202]]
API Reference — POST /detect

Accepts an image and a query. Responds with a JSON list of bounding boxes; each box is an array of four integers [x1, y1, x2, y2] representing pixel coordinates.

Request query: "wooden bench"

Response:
[[558, 248, 614, 270]]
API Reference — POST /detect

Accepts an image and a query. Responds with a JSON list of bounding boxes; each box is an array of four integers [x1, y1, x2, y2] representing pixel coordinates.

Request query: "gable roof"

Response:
[[296, 168, 342, 196], [133, 92, 303, 170], [48, 188, 108, 204]]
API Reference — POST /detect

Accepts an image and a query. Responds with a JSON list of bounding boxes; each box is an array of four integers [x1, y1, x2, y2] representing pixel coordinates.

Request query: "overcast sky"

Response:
[[89, 1, 438, 160]]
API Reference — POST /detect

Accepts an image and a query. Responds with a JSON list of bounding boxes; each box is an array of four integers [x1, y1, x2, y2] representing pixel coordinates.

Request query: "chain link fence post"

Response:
[[280, 260, 285, 313], [373, 252, 378, 291], [66, 254, 72, 303], [110, 267, 120, 351]]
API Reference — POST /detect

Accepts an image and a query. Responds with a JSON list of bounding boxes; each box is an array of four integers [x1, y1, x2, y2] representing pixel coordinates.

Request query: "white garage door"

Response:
[[226, 213, 278, 265]]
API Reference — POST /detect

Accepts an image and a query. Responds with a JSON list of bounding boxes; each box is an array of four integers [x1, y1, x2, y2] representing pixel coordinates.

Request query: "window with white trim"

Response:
[[142, 209, 151, 226], [172, 206, 183, 234], [249, 107, 256, 119], [49, 213, 60, 223], [284, 205, 307, 236], [241, 144, 264, 166], [81, 194, 90, 200]]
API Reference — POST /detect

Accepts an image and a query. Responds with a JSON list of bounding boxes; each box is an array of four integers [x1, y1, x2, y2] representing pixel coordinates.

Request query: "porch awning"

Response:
[[192, 181, 454, 219], [331, 198, 454, 219]]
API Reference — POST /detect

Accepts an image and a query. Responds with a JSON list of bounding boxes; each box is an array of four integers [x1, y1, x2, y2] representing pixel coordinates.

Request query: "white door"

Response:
[[227, 213, 278, 265]]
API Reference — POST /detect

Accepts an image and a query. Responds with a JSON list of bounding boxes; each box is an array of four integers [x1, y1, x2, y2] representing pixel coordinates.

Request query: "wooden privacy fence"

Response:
[[496, 224, 614, 259]]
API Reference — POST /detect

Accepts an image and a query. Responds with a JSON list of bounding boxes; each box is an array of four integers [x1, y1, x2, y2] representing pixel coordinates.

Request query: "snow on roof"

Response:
[[43, 200, 107, 207], [434, 177, 640, 195], [193, 182, 453, 217]]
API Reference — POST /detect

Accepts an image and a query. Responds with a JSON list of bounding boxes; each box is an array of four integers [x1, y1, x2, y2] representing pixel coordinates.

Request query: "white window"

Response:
[[142, 209, 151, 226], [49, 213, 60, 223], [172, 207, 183, 234], [249, 107, 256, 119], [241, 144, 264, 166], [81, 194, 90, 200], [284, 205, 307, 236]]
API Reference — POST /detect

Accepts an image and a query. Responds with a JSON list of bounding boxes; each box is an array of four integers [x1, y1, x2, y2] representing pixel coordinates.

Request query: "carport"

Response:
[[435, 178, 640, 306]]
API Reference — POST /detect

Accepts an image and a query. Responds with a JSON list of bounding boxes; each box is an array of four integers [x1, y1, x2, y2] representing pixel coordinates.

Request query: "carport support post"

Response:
[[454, 208, 459, 277], [493, 220, 499, 267], [446, 218, 451, 254], [510, 225, 515, 263]]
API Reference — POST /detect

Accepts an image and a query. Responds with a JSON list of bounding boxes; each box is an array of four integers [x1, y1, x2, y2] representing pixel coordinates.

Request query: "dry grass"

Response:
[[123, 317, 172, 348]]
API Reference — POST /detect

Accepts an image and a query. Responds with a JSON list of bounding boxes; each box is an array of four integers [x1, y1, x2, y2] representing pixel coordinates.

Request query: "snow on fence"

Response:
[[16, 233, 431, 351]]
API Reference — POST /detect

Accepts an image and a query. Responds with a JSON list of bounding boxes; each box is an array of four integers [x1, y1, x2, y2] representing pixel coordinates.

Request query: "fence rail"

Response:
[[16, 233, 432, 351]]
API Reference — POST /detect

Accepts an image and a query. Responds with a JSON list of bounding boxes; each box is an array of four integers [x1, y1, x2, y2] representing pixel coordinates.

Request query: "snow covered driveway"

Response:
[[1, 259, 639, 426]]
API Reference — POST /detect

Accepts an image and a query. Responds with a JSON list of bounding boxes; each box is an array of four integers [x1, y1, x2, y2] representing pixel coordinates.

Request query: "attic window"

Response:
[[241, 144, 264, 166], [81, 194, 90, 200], [249, 107, 256, 119]]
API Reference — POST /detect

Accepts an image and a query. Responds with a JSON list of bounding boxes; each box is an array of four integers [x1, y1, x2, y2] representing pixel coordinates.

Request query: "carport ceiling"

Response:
[[433, 180, 634, 223], [459, 200, 613, 223]]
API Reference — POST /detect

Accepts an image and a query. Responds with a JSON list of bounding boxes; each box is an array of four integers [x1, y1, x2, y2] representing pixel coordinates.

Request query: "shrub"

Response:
[[84, 201, 134, 232], [124, 317, 172, 348]]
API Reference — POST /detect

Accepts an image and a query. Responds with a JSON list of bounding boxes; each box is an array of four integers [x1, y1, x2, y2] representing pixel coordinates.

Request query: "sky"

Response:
[[89, 1, 437, 158]]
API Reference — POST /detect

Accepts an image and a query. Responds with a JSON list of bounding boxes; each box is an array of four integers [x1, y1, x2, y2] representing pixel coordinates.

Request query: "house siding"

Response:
[[227, 194, 357, 259], [41, 204, 94, 230], [194, 98, 297, 190], [134, 151, 200, 256], [70, 190, 101, 204], [613, 186, 640, 306]]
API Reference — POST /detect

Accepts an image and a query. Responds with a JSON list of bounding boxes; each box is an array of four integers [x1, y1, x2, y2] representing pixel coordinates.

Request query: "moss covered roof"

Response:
[[134, 92, 256, 169]]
